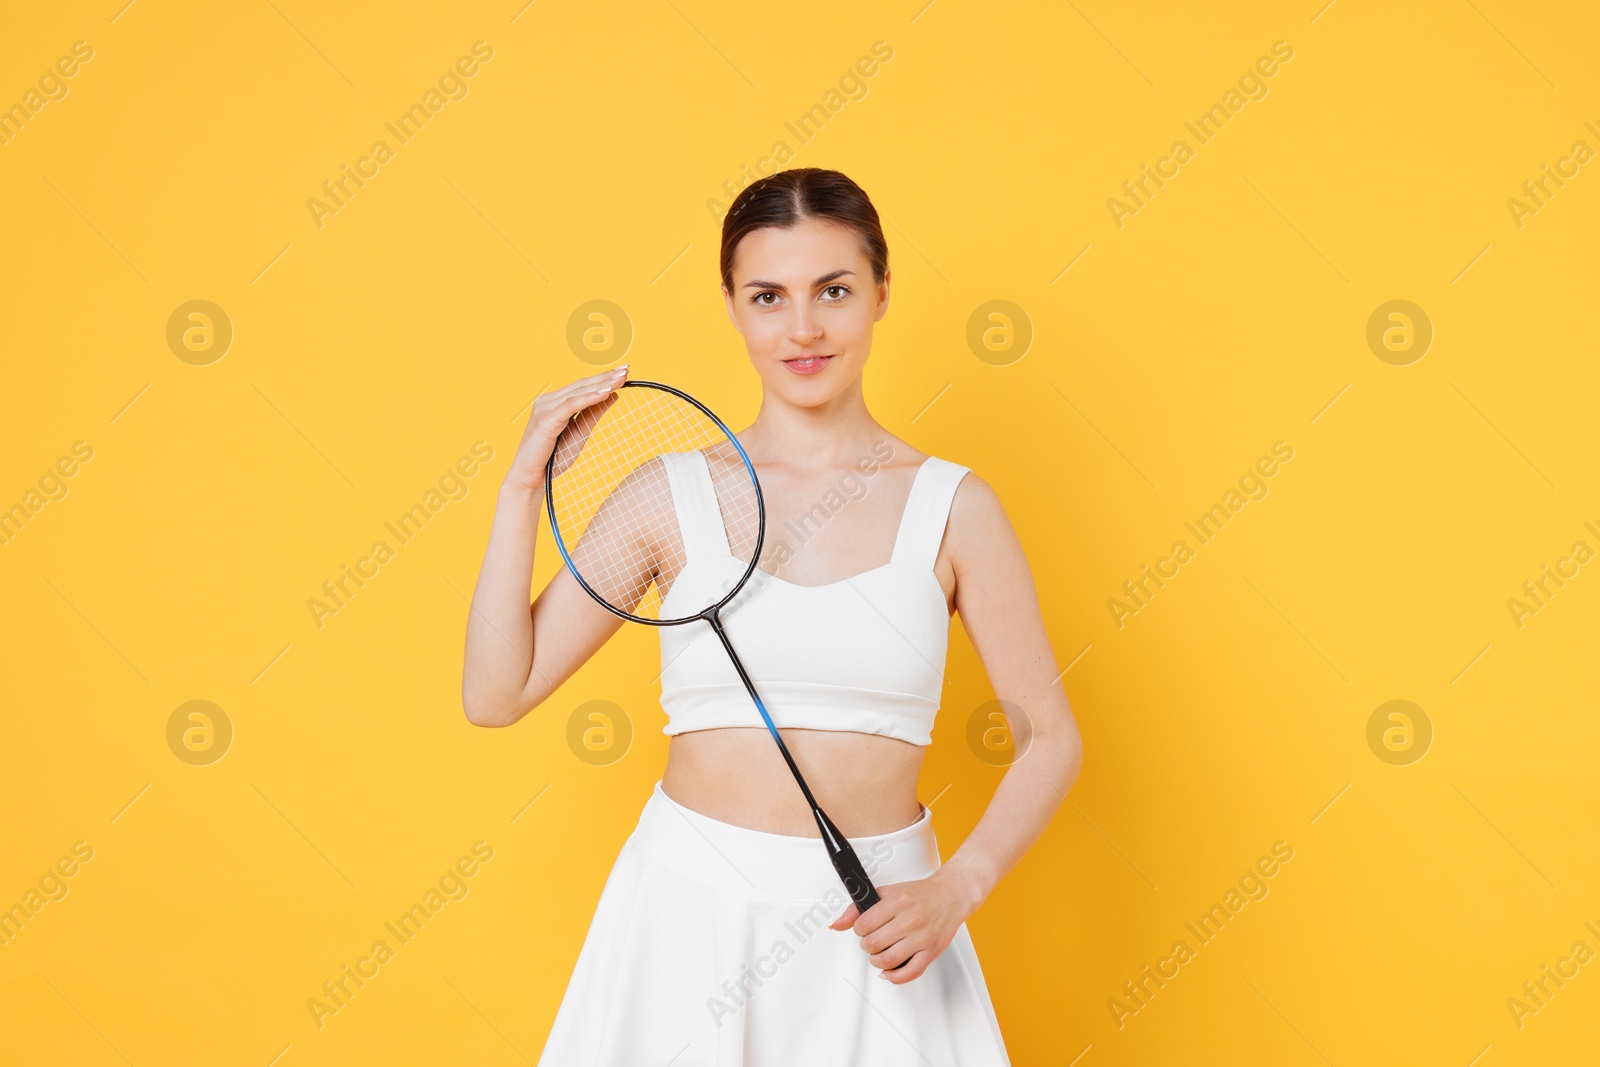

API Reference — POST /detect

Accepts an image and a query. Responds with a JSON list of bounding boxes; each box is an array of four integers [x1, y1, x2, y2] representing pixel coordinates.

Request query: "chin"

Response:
[[771, 372, 855, 407], [784, 387, 844, 408]]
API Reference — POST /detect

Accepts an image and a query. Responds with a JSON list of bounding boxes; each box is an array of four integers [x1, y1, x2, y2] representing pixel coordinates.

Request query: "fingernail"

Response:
[[878, 972, 889, 980]]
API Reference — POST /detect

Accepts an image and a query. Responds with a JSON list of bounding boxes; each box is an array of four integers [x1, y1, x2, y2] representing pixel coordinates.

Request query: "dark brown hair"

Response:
[[718, 168, 889, 294]]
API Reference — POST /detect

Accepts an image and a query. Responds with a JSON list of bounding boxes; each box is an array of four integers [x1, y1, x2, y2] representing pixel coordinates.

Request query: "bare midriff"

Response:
[[661, 727, 926, 838]]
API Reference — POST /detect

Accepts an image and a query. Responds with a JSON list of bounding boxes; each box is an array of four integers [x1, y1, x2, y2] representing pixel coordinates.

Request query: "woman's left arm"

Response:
[[830, 471, 1084, 982]]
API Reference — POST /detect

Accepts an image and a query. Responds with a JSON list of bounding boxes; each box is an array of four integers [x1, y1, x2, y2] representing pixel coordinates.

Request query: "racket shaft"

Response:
[[706, 613, 882, 908]]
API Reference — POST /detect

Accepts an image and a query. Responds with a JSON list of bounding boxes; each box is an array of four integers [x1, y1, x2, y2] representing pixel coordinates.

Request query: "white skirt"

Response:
[[537, 781, 1012, 1066]]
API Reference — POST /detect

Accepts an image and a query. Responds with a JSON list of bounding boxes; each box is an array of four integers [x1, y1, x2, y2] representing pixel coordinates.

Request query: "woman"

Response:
[[462, 168, 1082, 1065]]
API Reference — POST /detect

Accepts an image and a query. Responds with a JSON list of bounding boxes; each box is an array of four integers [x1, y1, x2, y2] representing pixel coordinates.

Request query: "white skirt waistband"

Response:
[[631, 781, 942, 902]]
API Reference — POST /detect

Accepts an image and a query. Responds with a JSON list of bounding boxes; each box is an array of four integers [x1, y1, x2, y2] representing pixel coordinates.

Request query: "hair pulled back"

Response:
[[718, 168, 889, 294]]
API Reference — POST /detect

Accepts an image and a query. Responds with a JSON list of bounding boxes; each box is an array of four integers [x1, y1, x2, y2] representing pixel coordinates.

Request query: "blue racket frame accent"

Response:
[[544, 379, 767, 628], [542, 376, 884, 915]]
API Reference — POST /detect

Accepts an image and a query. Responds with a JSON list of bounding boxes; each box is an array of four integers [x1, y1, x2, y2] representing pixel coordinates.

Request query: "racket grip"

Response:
[[834, 845, 880, 913], [811, 806, 880, 912], [815, 808, 915, 973]]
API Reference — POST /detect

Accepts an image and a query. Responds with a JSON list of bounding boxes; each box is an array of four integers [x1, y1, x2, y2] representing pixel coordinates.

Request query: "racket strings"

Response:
[[548, 385, 761, 622]]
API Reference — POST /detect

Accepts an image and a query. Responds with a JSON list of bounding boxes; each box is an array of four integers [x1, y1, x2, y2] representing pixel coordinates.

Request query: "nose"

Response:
[[787, 303, 823, 345]]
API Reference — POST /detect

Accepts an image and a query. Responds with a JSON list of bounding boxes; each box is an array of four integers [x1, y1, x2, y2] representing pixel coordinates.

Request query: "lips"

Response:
[[782, 355, 834, 375]]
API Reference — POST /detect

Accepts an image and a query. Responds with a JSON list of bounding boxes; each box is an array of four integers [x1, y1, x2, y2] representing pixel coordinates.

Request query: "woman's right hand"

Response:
[[504, 365, 629, 496]]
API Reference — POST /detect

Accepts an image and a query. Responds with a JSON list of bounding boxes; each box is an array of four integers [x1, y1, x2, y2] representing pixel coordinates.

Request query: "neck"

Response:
[[740, 376, 885, 470]]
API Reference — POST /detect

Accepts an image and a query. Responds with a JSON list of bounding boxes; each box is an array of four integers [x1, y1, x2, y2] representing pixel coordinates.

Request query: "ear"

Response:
[[873, 270, 891, 322], [722, 286, 742, 332]]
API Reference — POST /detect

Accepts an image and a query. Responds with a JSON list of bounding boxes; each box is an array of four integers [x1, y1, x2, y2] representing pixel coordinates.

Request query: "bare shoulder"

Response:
[[946, 464, 1013, 543], [944, 463, 1037, 595]]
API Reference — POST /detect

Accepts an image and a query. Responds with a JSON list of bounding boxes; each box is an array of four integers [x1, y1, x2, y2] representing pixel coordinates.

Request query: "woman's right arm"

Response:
[[460, 366, 631, 727]]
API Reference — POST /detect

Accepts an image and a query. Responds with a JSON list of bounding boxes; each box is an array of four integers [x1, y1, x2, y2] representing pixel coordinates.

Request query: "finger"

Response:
[[524, 387, 595, 436], [568, 382, 621, 409], [859, 915, 910, 955], [571, 387, 619, 413], [541, 368, 628, 412], [881, 950, 932, 984], [527, 389, 610, 447], [829, 904, 860, 932], [561, 393, 620, 445], [551, 386, 619, 430], [587, 366, 629, 393], [568, 366, 629, 393], [544, 389, 627, 477], [868, 935, 917, 971], [852, 896, 896, 937]]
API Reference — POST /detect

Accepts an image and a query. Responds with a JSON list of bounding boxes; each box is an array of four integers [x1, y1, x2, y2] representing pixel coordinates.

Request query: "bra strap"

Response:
[[660, 451, 732, 564], [890, 457, 971, 572]]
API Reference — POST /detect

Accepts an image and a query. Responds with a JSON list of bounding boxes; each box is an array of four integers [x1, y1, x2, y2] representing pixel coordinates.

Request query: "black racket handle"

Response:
[[819, 815, 917, 972], [830, 837, 881, 913], [812, 803, 919, 972], [811, 803, 879, 909]]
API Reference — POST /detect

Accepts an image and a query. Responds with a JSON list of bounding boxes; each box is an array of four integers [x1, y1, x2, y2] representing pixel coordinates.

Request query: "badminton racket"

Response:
[[544, 378, 884, 914]]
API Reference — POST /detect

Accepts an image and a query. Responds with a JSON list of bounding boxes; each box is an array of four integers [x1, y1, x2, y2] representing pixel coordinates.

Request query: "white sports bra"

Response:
[[655, 450, 971, 746]]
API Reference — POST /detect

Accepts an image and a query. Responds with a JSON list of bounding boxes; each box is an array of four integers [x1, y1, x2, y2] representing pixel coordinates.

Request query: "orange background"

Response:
[[2, 1, 1597, 1064]]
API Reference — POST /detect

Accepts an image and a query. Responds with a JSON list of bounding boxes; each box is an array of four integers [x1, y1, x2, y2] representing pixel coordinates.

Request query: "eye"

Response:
[[821, 284, 851, 301], [750, 290, 780, 306]]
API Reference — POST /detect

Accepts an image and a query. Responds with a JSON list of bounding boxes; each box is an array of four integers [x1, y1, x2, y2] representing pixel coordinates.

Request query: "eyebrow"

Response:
[[742, 269, 856, 290]]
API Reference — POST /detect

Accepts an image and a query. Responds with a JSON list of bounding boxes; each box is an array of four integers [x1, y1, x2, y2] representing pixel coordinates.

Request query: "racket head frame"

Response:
[[543, 378, 767, 628], [541, 378, 889, 919]]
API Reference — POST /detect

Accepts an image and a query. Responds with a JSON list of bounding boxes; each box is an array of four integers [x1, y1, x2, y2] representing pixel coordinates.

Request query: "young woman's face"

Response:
[[722, 217, 889, 406]]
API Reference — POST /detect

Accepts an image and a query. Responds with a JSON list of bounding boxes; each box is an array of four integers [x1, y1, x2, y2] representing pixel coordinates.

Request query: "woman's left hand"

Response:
[[828, 865, 985, 983]]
